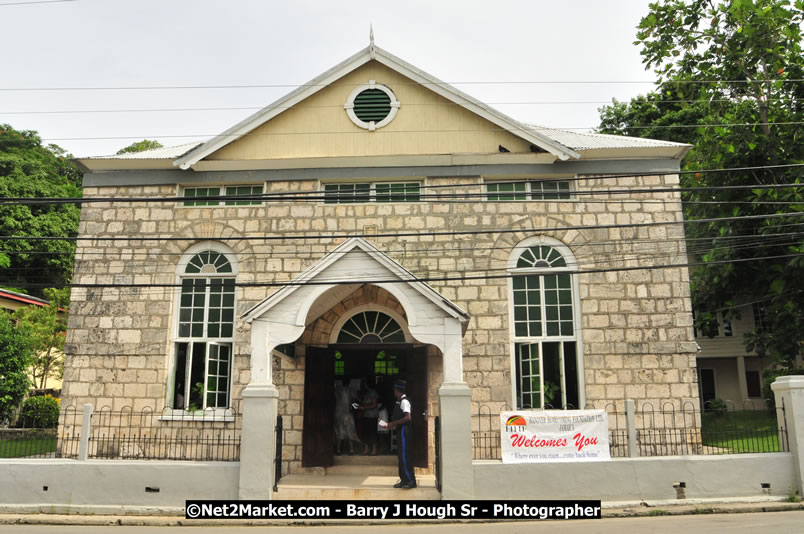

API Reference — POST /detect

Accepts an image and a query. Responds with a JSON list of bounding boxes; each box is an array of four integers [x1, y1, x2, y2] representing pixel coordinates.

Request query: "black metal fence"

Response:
[[1, 404, 241, 461], [86, 406, 240, 461], [0, 404, 80, 459], [472, 400, 789, 460]]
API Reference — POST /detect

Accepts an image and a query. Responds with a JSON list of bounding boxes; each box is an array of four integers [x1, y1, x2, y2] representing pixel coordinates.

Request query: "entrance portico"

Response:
[[237, 238, 472, 499]]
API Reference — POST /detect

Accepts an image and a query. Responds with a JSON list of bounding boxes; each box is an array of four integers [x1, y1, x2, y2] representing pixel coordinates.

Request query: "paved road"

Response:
[[2, 511, 803, 533]]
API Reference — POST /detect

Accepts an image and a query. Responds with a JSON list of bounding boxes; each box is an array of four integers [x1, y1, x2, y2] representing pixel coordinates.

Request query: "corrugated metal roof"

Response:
[[525, 125, 691, 151], [88, 142, 204, 160]]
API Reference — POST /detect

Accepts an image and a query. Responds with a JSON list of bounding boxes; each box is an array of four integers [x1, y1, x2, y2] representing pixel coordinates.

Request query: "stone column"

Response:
[[771, 376, 804, 496], [238, 320, 279, 499]]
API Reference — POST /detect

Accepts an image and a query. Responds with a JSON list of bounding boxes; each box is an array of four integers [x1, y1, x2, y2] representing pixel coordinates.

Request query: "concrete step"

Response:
[[327, 464, 399, 476], [329, 454, 430, 476], [276, 473, 440, 500], [333, 454, 396, 465], [330, 453, 398, 474]]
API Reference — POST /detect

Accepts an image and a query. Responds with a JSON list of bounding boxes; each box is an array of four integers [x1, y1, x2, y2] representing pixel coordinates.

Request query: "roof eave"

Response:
[[77, 159, 180, 172]]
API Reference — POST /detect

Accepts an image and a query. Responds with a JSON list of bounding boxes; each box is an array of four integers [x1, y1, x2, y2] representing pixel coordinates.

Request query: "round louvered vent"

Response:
[[345, 82, 399, 130], [353, 89, 392, 122]]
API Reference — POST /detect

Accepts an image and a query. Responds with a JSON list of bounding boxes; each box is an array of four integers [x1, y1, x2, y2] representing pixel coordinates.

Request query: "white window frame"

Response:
[[752, 303, 769, 333], [321, 180, 422, 204], [507, 236, 584, 410], [484, 178, 575, 201], [179, 183, 266, 207], [693, 310, 733, 338], [163, 242, 238, 420]]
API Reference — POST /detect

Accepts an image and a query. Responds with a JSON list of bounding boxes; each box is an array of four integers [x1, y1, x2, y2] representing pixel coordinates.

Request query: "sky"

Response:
[[1, 0, 662, 157]]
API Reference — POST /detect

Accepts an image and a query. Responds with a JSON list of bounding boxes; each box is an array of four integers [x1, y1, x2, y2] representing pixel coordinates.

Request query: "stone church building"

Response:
[[65, 41, 697, 498]]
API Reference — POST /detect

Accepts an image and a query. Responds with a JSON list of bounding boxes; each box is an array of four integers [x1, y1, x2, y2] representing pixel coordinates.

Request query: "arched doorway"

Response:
[[301, 310, 428, 468]]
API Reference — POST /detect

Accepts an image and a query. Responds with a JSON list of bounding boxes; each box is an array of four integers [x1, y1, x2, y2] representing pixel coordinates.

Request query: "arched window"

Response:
[[509, 238, 580, 410], [336, 311, 406, 344], [172, 247, 236, 411]]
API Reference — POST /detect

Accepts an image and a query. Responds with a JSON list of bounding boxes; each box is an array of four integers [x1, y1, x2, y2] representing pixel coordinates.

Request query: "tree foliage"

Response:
[[13, 288, 69, 390], [0, 312, 35, 421], [116, 139, 163, 155], [598, 0, 803, 366], [0, 125, 82, 296]]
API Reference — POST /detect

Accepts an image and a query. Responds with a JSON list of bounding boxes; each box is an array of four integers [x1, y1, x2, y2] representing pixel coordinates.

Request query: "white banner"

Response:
[[500, 410, 610, 463]]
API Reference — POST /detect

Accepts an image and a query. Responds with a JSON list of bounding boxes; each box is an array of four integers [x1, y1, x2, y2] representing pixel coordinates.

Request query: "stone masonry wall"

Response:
[[63, 173, 698, 465]]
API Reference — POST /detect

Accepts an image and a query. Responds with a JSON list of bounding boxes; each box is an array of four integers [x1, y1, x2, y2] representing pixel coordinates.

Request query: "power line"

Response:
[[4, 232, 773, 266], [4, 191, 802, 207], [2, 97, 801, 115], [0, 212, 800, 244], [2, 78, 802, 91], [2, 168, 803, 206], [6, 227, 802, 258], [0, 0, 74, 5], [34, 237, 792, 274], [34, 121, 804, 143], [14, 252, 804, 290]]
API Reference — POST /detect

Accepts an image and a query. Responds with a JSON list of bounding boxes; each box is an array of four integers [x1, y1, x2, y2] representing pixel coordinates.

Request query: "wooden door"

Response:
[[302, 346, 334, 467], [406, 346, 428, 468]]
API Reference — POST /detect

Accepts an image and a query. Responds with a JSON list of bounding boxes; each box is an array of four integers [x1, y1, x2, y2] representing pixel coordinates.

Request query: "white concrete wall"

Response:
[[473, 453, 795, 502], [0, 460, 238, 513]]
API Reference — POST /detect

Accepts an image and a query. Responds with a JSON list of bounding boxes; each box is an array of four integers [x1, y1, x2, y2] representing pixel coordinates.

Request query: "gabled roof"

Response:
[[241, 237, 469, 325], [174, 44, 581, 170]]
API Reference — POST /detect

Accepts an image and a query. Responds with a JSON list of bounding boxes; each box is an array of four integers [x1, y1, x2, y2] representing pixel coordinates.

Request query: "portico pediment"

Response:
[[241, 237, 468, 329]]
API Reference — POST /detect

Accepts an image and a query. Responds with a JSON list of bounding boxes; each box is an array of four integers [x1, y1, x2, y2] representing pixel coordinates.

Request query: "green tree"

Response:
[[0, 125, 82, 296], [598, 0, 804, 367], [0, 312, 35, 421], [116, 139, 163, 155], [13, 288, 69, 390]]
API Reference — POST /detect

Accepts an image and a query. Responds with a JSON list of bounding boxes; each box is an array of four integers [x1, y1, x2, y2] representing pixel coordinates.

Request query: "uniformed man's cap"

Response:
[[393, 379, 407, 391]]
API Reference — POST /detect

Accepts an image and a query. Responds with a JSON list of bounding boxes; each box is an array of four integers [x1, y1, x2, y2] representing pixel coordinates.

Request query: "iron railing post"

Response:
[[273, 415, 283, 492], [434, 416, 442, 492], [625, 399, 639, 458]]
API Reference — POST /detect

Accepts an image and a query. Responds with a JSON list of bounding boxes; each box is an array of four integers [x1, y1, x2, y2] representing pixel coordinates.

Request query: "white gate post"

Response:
[[437, 318, 474, 499], [78, 403, 93, 461], [772, 376, 804, 496]]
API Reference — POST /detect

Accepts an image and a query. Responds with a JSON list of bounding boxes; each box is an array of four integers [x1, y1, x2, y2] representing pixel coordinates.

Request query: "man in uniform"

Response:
[[385, 379, 417, 489]]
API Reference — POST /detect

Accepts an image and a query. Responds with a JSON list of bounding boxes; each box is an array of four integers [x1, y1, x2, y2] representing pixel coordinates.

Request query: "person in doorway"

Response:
[[385, 379, 417, 489], [334, 378, 361, 455], [358, 377, 379, 455]]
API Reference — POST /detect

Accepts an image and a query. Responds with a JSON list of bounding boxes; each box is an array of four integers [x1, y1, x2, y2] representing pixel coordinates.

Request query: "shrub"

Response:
[[705, 398, 728, 416], [17, 395, 60, 428], [762, 367, 804, 411], [0, 313, 35, 423]]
